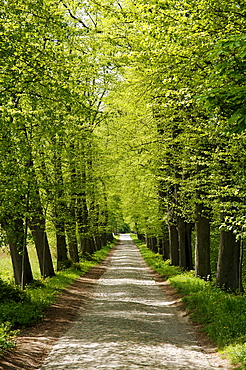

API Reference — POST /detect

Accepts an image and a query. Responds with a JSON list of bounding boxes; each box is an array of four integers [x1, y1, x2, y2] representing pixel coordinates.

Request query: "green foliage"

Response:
[[0, 301, 43, 328], [203, 34, 246, 133], [225, 343, 246, 369], [57, 259, 73, 271], [0, 0, 245, 362], [0, 323, 18, 355], [0, 279, 26, 302]]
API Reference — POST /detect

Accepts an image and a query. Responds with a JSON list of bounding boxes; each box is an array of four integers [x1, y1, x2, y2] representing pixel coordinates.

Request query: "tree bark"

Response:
[[159, 236, 170, 260], [195, 202, 211, 280], [77, 194, 91, 255], [168, 224, 179, 266], [29, 216, 55, 277], [177, 216, 193, 270], [65, 200, 79, 263], [54, 217, 69, 270], [52, 136, 70, 270], [216, 151, 243, 291], [151, 236, 158, 253], [216, 227, 242, 291], [158, 222, 169, 260]]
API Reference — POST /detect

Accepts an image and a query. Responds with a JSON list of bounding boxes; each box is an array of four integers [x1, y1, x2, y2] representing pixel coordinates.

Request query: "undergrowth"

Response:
[[0, 240, 115, 356], [131, 234, 246, 369]]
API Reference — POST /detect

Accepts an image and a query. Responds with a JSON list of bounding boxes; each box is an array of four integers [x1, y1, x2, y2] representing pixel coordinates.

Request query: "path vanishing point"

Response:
[[39, 234, 230, 370]]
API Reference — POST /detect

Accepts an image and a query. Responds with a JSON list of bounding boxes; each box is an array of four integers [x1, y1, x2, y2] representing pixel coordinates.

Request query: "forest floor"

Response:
[[0, 236, 233, 370]]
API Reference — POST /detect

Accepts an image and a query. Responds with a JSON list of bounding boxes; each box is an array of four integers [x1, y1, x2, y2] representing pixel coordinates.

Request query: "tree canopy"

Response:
[[0, 0, 246, 291]]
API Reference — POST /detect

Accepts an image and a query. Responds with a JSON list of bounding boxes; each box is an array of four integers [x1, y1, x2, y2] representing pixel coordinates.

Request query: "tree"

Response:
[[100, 0, 246, 288]]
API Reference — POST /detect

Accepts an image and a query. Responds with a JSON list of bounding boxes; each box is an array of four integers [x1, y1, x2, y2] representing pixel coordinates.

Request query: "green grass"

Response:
[[0, 250, 14, 284], [131, 234, 246, 369], [0, 245, 51, 283], [0, 239, 115, 355]]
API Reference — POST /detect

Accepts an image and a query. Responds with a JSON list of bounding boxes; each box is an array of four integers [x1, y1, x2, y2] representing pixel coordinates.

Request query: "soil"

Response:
[[0, 243, 231, 370]]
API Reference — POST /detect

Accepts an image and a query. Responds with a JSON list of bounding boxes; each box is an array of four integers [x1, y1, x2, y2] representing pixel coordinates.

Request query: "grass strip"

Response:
[[132, 234, 246, 370]]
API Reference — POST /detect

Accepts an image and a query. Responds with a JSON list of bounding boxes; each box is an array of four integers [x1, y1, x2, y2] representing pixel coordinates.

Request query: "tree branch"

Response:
[[59, 0, 89, 29]]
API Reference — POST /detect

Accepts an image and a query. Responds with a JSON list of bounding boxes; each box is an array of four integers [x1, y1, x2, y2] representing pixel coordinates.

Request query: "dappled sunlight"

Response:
[[41, 338, 218, 370], [99, 278, 156, 286], [95, 294, 178, 307], [40, 240, 225, 370], [109, 266, 148, 271]]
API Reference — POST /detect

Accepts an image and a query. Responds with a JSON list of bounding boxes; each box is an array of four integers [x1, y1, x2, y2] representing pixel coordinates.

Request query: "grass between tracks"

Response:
[[132, 234, 246, 370], [0, 240, 116, 356]]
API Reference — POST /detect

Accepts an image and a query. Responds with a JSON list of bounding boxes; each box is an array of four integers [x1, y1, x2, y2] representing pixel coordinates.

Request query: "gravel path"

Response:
[[40, 235, 230, 369]]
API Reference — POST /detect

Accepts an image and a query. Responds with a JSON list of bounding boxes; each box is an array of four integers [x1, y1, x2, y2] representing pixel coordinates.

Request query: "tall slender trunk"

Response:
[[99, 182, 111, 248], [54, 215, 69, 270], [194, 145, 212, 280], [77, 191, 91, 254], [66, 199, 79, 263], [158, 180, 170, 260], [52, 136, 69, 270], [168, 202, 179, 266], [195, 201, 211, 280], [66, 142, 79, 262], [168, 223, 179, 265], [177, 216, 193, 270]]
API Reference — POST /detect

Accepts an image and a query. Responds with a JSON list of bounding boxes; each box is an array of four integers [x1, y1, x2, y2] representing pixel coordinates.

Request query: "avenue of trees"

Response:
[[0, 0, 246, 292]]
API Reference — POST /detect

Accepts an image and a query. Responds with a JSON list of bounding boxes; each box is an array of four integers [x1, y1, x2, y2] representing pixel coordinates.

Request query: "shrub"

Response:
[[0, 323, 18, 354], [0, 279, 26, 303]]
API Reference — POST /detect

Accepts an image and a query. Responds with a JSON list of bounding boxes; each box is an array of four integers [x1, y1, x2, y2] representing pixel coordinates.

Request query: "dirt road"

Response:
[[39, 235, 230, 369]]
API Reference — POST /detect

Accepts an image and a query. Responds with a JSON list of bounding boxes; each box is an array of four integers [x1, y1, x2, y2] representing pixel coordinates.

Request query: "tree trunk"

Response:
[[146, 235, 151, 250], [101, 233, 108, 247], [94, 235, 102, 250], [195, 202, 211, 280], [65, 200, 79, 263], [52, 136, 69, 270], [77, 194, 91, 255], [2, 218, 33, 286], [66, 143, 80, 263], [216, 227, 242, 291], [177, 216, 193, 270], [168, 224, 179, 266], [157, 179, 170, 259], [158, 222, 169, 260], [88, 237, 96, 254], [137, 233, 145, 242], [55, 218, 69, 270], [216, 152, 243, 291], [20, 148, 55, 278], [29, 216, 55, 277], [152, 236, 158, 253], [66, 223, 79, 263]]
